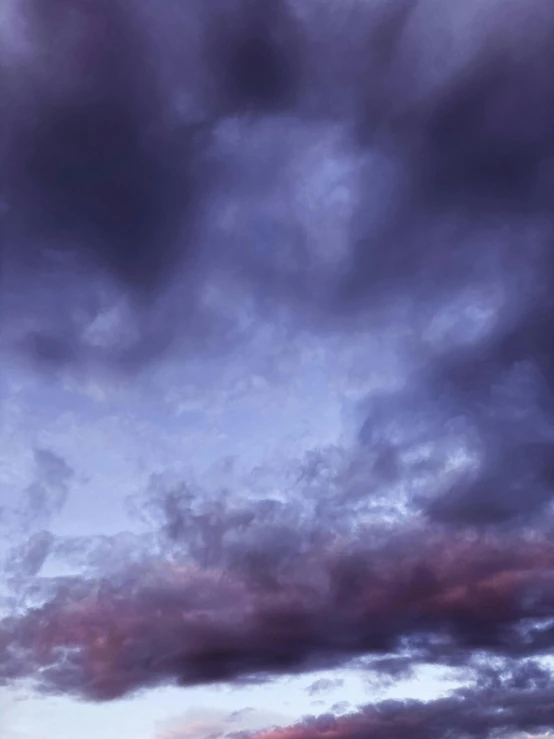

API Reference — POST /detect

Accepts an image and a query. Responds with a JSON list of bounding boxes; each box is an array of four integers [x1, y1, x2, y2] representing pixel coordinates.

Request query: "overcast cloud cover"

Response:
[[2, 0, 554, 737]]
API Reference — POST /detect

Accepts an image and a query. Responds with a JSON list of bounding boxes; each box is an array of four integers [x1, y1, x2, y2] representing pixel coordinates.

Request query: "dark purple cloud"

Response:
[[205, 0, 304, 115], [4, 0, 195, 292], [3, 524, 554, 701], [1, 0, 551, 366]]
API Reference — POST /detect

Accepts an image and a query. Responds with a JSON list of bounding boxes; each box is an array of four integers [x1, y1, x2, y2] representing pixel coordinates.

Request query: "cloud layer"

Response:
[[2, 2, 554, 737], [248, 662, 554, 739], [3, 517, 554, 701]]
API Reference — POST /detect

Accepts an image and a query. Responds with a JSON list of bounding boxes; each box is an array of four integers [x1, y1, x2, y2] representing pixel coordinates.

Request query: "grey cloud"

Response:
[[247, 662, 554, 739]]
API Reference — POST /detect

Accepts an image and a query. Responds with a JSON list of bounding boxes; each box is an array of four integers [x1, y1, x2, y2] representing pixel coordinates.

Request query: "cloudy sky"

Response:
[[2, 0, 554, 738]]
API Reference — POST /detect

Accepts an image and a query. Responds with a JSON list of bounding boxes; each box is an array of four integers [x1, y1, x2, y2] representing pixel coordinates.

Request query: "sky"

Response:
[[2, 0, 554, 738]]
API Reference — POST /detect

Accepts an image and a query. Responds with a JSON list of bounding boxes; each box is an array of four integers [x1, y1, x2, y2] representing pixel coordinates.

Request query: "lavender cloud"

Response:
[[17, 449, 74, 528]]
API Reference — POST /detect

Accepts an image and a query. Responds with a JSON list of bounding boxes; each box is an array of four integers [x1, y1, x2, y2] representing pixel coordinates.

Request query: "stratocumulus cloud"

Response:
[[3, 523, 554, 701]]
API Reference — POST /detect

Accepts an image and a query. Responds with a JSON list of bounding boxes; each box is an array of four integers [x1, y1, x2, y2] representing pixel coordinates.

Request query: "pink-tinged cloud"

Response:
[[4, 530, 554, 700], [156, 706, 287, 739]]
